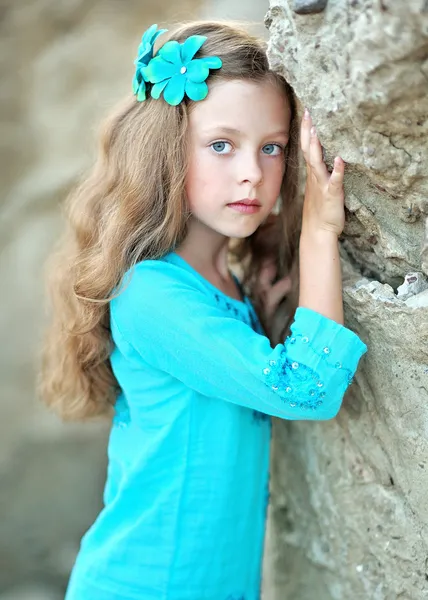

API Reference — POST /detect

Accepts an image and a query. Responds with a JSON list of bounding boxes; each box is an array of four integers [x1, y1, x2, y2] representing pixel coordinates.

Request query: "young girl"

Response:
[[40, 20, 367, 600]]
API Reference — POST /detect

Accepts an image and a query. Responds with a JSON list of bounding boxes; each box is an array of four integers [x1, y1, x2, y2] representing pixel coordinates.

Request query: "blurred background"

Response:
[[0, 1, 267, 598]]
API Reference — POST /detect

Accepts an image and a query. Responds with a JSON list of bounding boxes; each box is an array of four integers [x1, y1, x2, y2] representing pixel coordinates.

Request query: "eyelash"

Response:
[[209, 141, 285, 156]]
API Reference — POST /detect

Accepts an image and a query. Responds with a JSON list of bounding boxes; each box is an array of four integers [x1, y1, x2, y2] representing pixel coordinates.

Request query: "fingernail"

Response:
[[304, 108, 310, 119], [310, 126, 316, 136]]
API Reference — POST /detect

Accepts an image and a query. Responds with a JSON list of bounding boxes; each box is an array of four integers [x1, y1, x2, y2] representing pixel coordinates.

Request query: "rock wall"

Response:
[[264, 1, 428, 598]]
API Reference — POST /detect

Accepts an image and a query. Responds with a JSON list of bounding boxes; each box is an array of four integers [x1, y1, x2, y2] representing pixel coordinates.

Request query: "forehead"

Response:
[[188, 79, 291, 136]]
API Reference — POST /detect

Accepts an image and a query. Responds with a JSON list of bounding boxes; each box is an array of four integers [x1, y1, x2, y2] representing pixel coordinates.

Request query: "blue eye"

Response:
[[262, 144, 283, 156], [211, 141, 233, 154]]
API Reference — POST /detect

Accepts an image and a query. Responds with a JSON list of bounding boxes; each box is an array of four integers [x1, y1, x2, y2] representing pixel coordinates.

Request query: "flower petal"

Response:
[[158, 40, 182, 65], [136, 82, 147, 102], [132, 72, 140, 94], [163, 74, 186, 105], [148, 26, 167, 50], [199, 56, 222, 70], [142, 56, 177, 83], [151, 79, 169, 100], [135, 44, 151, 66], [186, 60, 209, 83], [180, 35, 207, 64], [136, 25, 168, 66], [142, 24, 159, 46], [184, 80, 208, 102]]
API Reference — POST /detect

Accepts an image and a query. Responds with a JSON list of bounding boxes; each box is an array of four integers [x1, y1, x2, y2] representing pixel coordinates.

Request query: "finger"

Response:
[[258, 260, 276, 286], [265, 276, 293, 315], [309, 126, 329, 181], [309, 126, 323, 166], [271, 275, 293, 299], [300, 108, 312, 161], [328, 156, 345, 192]]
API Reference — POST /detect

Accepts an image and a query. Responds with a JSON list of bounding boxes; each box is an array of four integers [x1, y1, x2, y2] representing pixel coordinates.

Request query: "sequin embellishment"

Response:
[[261, 330, 355, 411]]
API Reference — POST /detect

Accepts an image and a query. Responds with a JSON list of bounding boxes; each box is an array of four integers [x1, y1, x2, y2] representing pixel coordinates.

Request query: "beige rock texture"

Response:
[[264, 1, 428, 599]]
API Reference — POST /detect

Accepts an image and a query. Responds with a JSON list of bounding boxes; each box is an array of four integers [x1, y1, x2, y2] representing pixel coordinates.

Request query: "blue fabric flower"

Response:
[[141, 35, 222, 105], [133, 24, 168, 102]]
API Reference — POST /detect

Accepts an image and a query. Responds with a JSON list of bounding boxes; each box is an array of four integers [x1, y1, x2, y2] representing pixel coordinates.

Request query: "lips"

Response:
[[228, 198, 261, 206]]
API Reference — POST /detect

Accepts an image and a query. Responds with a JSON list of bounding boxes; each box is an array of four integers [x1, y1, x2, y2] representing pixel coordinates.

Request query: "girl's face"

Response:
[[185, 78, 291, 240]]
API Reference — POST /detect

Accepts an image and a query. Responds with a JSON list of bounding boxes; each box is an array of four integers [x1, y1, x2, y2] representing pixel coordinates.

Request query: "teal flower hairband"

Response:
[[133, 24, 222, 106]]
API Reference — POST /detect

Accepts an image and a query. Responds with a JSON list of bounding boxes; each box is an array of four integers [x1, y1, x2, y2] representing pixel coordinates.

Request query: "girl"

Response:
[[40, 20, 367, 600]]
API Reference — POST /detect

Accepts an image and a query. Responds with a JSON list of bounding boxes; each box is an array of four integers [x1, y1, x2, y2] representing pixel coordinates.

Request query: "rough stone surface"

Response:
[[292, 0, 328, 16], [264, 1, 428, 598]]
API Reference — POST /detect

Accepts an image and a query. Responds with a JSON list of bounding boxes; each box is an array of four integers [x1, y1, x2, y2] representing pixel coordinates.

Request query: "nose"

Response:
[[237, 149, 263, 188]]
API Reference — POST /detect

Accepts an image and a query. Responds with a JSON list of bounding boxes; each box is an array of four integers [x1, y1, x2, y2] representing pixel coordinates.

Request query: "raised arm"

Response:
[[298, 109, 346, 325]]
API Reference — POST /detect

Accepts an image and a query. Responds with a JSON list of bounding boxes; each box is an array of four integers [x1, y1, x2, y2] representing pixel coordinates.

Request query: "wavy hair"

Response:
[[39, 20, 301, 421]]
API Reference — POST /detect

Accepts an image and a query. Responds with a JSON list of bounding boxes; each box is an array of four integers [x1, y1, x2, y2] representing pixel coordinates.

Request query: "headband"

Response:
[[133, 24, 222, 106]]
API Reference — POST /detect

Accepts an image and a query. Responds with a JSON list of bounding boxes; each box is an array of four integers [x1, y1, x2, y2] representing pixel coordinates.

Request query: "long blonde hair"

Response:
[[39, 21, 301, 421]]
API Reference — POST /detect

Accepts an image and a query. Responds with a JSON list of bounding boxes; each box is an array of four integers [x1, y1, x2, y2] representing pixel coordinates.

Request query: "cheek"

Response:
[[185, 155, 203, 199], [263, 159, 285, 192], [185, 160, 210, 214], [186, 153, 227, 205]]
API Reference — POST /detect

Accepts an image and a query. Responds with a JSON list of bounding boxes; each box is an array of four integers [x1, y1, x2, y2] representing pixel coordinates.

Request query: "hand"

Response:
[[300, 109, 345, 237], [257, 259, 293, 323]]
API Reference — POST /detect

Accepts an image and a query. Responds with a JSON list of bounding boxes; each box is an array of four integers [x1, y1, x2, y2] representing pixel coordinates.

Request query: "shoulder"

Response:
[[110, 257, 210, 317]]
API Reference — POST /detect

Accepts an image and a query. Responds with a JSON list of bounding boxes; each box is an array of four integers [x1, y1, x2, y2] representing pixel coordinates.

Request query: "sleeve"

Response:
[[110, 262, 368, 421]]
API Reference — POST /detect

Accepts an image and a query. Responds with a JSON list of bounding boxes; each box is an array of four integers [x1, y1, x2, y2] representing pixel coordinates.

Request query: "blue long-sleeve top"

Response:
[[65, 251, 367, 600]]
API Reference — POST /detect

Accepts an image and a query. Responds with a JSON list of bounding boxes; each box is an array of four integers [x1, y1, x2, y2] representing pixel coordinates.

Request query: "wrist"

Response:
[[300, 226, 339, 247]]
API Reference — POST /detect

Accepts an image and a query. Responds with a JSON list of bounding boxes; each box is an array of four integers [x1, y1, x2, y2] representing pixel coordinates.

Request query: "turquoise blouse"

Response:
[[65, 251, 367, 600]]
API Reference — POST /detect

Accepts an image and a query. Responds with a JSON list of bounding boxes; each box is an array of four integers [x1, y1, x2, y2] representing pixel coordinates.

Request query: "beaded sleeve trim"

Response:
[[262, 331, 355, 412]]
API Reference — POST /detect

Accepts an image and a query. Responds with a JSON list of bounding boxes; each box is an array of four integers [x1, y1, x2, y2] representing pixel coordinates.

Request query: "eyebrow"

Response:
[[202, 126, 289, 138]]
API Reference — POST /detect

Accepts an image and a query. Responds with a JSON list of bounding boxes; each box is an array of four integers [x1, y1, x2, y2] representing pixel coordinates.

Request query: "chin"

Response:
[[194, 214, 263, 239], [221, 222, 261, 238]]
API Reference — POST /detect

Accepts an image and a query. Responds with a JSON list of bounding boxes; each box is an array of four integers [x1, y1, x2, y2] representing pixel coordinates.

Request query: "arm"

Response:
[[111, 261, 367, 421], [299, 229, 344, 325], [298, 109, 347, 325]]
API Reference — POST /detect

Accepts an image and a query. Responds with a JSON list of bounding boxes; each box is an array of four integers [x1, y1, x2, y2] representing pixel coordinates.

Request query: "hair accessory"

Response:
[[133, 25, 222, 106], [133, 24, 168, 102]]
